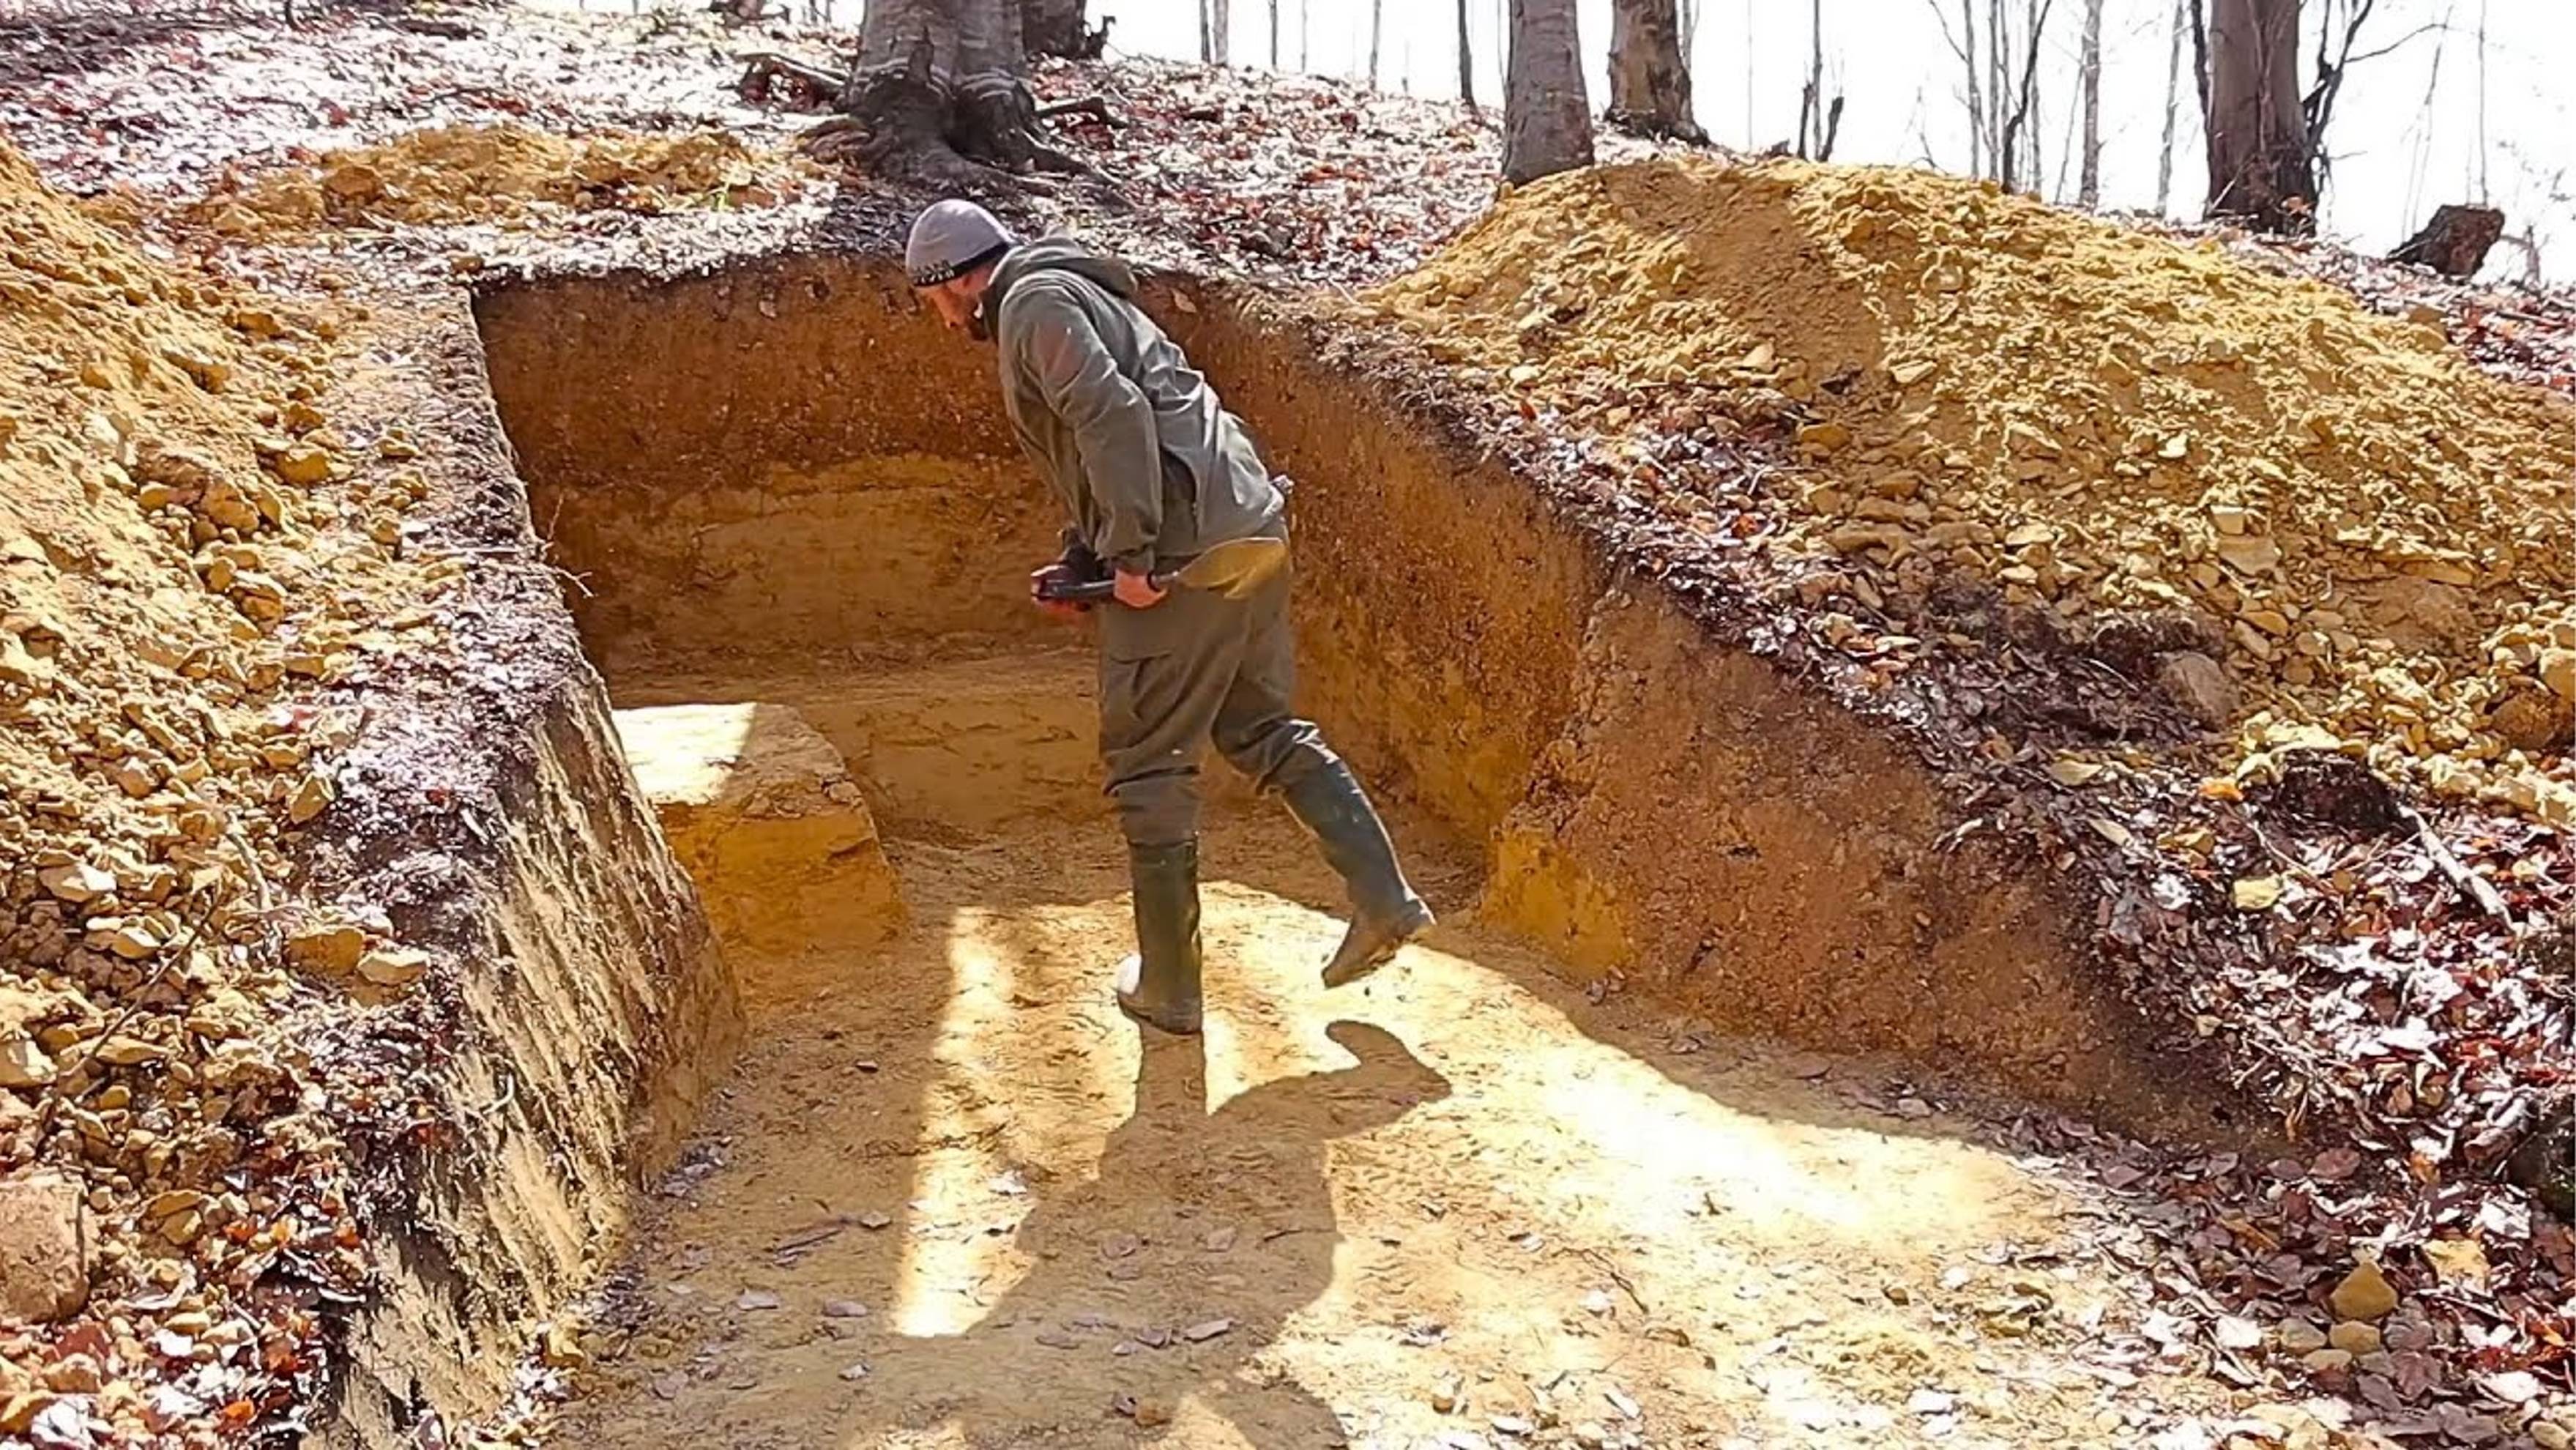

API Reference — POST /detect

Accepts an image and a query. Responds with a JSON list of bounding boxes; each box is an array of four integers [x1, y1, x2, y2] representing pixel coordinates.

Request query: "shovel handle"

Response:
[[1040, 570, 1172, 605]]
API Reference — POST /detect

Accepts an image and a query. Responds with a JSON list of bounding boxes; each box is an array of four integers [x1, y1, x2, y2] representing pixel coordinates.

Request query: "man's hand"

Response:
[[1029, 563, 1088, 622], [1112, 569, 1166, 610]]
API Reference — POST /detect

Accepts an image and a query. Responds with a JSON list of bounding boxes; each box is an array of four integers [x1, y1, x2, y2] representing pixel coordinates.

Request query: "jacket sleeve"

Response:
[[1010, 285, 1163, 573]]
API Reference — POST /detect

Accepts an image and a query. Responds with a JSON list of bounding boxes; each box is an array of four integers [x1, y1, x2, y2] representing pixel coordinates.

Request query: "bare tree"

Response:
[[1995, 0, 2054, 190], [1211, 0, 1231, 64], [1458, 0, 1479, 111], [1299, 0, 1309, 70], [1504, 0, 1595, 183], [1795, 0, 1843, 160], [2078, 0, 2103, 205], [1198, 0, 1213, 64], [2197, 0, 2317, 232], [2157, 0, 2188, 211], [1369, 0, 1385, 85], [1270, 0, 1280, 67], [1609, 0, 1705, 141]]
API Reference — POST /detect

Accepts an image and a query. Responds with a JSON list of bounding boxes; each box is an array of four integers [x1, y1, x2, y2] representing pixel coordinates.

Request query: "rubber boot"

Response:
[[1282, 761, 1435, 989], [1114, 840, 1204, 1035]]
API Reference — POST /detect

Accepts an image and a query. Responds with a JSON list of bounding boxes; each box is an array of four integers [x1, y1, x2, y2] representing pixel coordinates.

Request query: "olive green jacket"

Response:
[[986, 237, 1283, 575]]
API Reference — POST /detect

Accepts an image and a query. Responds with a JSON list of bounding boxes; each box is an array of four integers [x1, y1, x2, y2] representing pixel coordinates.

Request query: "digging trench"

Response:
[[367, 255, 2246, 1446]]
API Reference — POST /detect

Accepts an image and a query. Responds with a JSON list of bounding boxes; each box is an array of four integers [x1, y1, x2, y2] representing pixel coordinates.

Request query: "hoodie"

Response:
[[986, 237, 1284, 576]]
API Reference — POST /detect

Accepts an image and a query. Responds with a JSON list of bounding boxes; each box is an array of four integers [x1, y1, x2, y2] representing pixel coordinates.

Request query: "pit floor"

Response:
[[554, 649, 2232, 1449]]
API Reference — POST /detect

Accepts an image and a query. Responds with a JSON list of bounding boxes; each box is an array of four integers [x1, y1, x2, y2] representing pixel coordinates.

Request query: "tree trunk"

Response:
[[1457, 0, 1478, 111], [1607, 0, 1703, 141], [1959, 0, 1983, 178], [1504, 0, 1593, 184], [1198, 0, 1213, 64], [1021, 0, 1090, 58], [1298, 0, 1309, 69], [2203, 0, 2316, 234], [2390, 204, 2506, 278], [2078, 0, 2102, 205], [1270, 0, 1280, 67], [1369, 0, 1385, 86], [2156, 0, 2186, 211], [1210, 0, 1231, 64], [763, 0, 1105, 190]]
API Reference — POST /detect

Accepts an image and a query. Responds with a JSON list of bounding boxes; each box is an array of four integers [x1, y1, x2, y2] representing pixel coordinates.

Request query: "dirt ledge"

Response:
[[282, 291, 740, 1446]]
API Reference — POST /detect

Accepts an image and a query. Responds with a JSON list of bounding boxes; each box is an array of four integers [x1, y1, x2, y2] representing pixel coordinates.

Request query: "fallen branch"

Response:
[[1036, 96, 1123, 128], [737, 49, 846, 106], [2399, 803, 2512, 926]]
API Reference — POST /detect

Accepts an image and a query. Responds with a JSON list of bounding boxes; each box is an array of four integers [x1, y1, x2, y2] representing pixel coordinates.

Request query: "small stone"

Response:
[[1798, 421, 1854, 454], [0, 1038, 56, 1090], [2156, 651, 2239, 728], [2275, 1319, 2328, 1355], [0, 1172, 92, 1322], [2302, 1348, 2355, 1375], [94, 1035, 164, 1066], [267, 444, 333, 486], [2540, 649, 2576, 704], [821, 1299, 868, 1320], [1582, 1289, 1615, 1317], [736, 1290, 783, 1312], [287, 773, 335, 825], [1180, 1317, 1235, 1342], [837, 1361, 869, 1383], [1432, 1378, 1461, 1413], [1035, 1328, 1080, 1349], [2530, 1420, 2571, 1450], [2329, 1321, 2382, 1355], [1131, 1397, 1172, 1428], [354, 947, 431, 989], [38, 864, 115, 906], [2329, 1260, 2400, 1322], [286, 923, 366, 975]]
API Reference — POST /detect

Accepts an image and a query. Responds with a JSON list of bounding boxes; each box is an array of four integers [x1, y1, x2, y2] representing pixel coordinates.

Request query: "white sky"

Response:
[[1092, 0, 2575, 283]]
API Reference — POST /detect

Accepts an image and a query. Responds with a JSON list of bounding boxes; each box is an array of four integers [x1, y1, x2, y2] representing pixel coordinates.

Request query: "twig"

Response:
[[2397, 803, 2512, 926]]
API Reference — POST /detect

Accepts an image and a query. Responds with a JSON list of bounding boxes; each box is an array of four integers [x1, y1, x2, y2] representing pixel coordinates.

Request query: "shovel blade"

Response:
[[1170, 536, 1288, 598]]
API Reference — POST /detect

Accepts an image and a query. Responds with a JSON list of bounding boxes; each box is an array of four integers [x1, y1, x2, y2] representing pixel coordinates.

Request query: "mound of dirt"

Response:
[[1, 140, 443, 1437], [1363, 157, 2576, 821], [190, 123, 816, 235]]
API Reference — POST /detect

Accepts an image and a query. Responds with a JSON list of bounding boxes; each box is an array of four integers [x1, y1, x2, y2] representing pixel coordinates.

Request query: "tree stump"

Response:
[[2390, 204, 2506, 280]]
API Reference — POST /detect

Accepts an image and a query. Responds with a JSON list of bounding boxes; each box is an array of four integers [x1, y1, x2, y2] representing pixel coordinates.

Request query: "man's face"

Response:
[[919, 276, 986, 338]]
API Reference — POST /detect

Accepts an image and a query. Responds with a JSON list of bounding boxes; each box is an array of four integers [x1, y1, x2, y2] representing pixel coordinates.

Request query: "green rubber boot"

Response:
[[1282, 761, 1435, 989], [1114, 839, 1204, 1035]]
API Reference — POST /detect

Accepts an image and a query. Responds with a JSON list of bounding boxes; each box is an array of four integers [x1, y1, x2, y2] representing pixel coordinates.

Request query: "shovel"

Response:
[[1039, 535, 1288, 606]]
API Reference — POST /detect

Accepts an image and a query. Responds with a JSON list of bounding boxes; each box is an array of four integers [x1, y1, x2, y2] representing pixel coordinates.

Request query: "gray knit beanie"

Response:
[[906, 199, 1018, 286]]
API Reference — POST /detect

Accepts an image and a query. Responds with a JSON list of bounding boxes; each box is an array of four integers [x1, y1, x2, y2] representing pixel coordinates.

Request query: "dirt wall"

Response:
[[1167, 286, 2227, 1135], [474, 259, 1065, 680], [305, 297, 741, 1446]]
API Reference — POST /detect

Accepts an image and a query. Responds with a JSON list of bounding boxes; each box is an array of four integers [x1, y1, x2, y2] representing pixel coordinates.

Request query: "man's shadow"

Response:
[[848, 1019, 1451, 1448]]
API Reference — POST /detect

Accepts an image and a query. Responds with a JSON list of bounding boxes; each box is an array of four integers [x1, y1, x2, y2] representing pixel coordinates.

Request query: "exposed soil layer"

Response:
[[475, 255, 2226, 1141]]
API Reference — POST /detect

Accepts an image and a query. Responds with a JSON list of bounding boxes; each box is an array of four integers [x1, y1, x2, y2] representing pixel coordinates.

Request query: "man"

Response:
[[905, 198, 1433, 1036]]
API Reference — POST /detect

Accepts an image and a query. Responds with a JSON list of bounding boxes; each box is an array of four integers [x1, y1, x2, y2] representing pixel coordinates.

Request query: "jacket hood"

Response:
[[988, 235, 1136, 305]]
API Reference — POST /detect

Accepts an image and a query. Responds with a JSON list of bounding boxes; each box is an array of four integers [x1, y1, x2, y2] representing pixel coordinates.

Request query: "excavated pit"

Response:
[[474, 253, 2216, 1124], [459, 255, 2247, 1445]]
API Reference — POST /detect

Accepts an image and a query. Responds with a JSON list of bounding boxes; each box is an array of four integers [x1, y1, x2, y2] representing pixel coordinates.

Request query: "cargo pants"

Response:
[[1093, 535, 1337, 848]]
